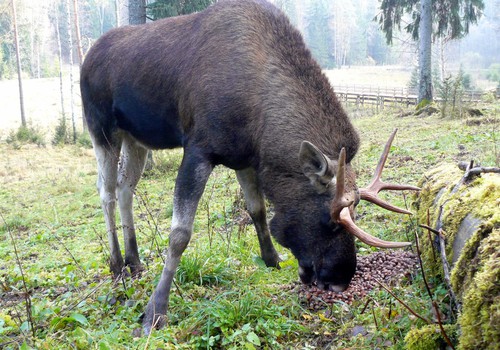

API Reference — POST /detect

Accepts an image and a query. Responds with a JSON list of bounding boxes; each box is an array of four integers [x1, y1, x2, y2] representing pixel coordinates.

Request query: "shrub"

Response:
[[52, 116, 71, 145], [6, 125, 45, 147], [436, 69, 472, 119], [76, 132, 93, 149], [486, 63, 500, 83]]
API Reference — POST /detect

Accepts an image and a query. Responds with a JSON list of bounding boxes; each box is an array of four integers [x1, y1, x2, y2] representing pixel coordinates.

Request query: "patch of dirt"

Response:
[[465, 117, 498, 126]]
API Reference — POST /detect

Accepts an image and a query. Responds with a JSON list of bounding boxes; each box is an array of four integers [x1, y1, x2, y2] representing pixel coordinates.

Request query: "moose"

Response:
[[80, 0, 418, 333]]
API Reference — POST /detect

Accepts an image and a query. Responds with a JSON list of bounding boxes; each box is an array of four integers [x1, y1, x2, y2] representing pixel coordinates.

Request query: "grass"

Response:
[[0, 100, 498, 349]]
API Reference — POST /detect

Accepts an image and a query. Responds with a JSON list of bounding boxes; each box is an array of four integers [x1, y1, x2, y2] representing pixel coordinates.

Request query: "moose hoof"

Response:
[[263, 253, 281, 269], [142, 299, 168, 335], [128, 263, 145, 278], [142, 310, 167, 335], [110, 260, 126, 279]]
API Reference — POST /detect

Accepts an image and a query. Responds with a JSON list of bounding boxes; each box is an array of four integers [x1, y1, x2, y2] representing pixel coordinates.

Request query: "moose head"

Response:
[[269, 129, 418, 292]]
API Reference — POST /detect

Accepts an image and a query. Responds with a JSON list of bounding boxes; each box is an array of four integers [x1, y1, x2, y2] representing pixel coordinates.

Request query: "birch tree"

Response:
[[53, 1, 65, 120], [72, 0, 84, 67], [12, 0, 26, 127], [65, 0, 77, 141]]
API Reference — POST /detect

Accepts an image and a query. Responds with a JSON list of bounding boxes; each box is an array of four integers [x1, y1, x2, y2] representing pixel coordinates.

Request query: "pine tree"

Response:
[[147, 0, 215, 20], [375, 0, 484, 103]]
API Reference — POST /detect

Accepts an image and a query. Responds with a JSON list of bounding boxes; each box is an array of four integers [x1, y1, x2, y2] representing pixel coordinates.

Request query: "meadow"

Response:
[[0, 76, 499, 348]]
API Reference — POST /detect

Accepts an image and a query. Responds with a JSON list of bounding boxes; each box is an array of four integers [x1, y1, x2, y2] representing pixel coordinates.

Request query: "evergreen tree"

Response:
[[375, 0, 484, 103], [304, 0, 334, 68], [147, 0, 215, 20]]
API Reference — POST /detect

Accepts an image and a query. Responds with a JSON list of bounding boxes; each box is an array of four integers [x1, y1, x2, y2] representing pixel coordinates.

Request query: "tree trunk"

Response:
[[114, 0, 120, 27], [71, 0, 84, 66], [418, 0, 433, 103], [72, 0, 87, 131], [439, 37, 446, 84], [128, 0, 146, 25], [65, 0, 77, 142], [116, 0, 128, 26], [54, 1, 65, 119], [12, 0, 26, 127]]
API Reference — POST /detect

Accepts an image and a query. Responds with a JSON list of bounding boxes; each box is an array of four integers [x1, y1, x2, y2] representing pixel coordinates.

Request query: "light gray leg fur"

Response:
[[236, 168, 280, 268], [142, 150, 213, 334], [93, 140, 124, 277], [117, 135, 148, 275]]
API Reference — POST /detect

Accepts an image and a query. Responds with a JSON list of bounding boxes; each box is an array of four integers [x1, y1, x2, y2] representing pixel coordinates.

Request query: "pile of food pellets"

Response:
[[295, 250, 418, 310]]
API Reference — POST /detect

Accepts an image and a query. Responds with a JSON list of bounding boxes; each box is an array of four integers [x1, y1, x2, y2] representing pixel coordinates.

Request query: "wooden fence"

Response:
[[332, 84, 485, 110]]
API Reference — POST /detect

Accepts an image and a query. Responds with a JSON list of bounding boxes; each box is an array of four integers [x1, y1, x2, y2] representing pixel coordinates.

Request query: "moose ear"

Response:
[[299, 141, 335, 193]]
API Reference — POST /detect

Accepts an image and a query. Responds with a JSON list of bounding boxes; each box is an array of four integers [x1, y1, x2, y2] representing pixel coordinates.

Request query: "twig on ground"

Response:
[[413, 232, 434, 302], [426, 209, 437, 262], [433, 301, 456, 350], [374, 278, 431, 324], [453, 160, 498, 188], [360, 298, 372, 314], [62, 277, 110, 314], [416, 225, 457, 347], [135, 190, 165, 262], [1, 212, 35, 339], [458, 160, 500, 182], [371, 304, 379, 330], [93, 227, 111, 263], [418, 224, 459, 311], [44, 226, 87, 276]]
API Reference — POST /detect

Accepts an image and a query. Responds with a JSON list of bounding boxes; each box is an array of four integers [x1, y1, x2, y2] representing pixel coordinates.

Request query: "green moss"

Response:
[[416, 98, 431, 111], [415, 164, 500, 350], [404, 324, 458, 350], [415, 166, 500, 281], [456, 227, 500, 350], [414, 163, 463, 278]]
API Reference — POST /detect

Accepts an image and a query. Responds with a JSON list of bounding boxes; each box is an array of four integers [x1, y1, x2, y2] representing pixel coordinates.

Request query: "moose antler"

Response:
[[359, 129, 420, 214], [330, 147, 412, 248]]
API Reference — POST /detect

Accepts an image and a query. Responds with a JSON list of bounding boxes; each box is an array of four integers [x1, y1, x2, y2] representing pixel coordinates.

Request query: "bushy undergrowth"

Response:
[[6, 125, 45, 148], [0, 102, 498, 349], [52, 117, 92, 149]]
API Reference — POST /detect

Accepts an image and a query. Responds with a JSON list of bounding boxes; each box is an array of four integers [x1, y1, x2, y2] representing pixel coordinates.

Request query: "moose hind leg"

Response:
[[93, 140, 125, 277], [117, 135, 148, 275], [236, 168, 280, 268], [142, 148, 213, 334]]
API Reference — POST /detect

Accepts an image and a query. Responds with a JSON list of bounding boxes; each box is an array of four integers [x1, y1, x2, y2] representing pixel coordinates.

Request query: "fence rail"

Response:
[[332, 84, 485, 109]]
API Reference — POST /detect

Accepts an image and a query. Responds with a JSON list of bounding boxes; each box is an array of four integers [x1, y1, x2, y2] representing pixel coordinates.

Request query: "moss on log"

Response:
[[410, 163, 499, 350]]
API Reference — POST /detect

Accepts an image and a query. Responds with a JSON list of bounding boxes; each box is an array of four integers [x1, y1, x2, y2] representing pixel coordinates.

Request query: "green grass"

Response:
[[0, 101, 498, 349]]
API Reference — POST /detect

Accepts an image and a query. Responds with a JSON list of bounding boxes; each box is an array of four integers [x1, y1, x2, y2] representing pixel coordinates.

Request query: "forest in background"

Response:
[[0, 0, 499, 81]]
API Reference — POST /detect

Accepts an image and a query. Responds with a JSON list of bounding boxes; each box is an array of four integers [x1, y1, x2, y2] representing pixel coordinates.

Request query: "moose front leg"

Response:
[[236, 168, 280, 268], [142, 150, 213, 334]]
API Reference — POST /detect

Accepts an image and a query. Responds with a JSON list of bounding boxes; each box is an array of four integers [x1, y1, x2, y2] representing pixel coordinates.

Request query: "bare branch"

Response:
[[374, 278, 431, 324], [1, 212, 35, 338]]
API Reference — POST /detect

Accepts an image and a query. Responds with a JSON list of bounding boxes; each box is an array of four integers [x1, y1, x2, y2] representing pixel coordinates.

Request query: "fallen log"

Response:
[[409, 162, 499, 350]]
